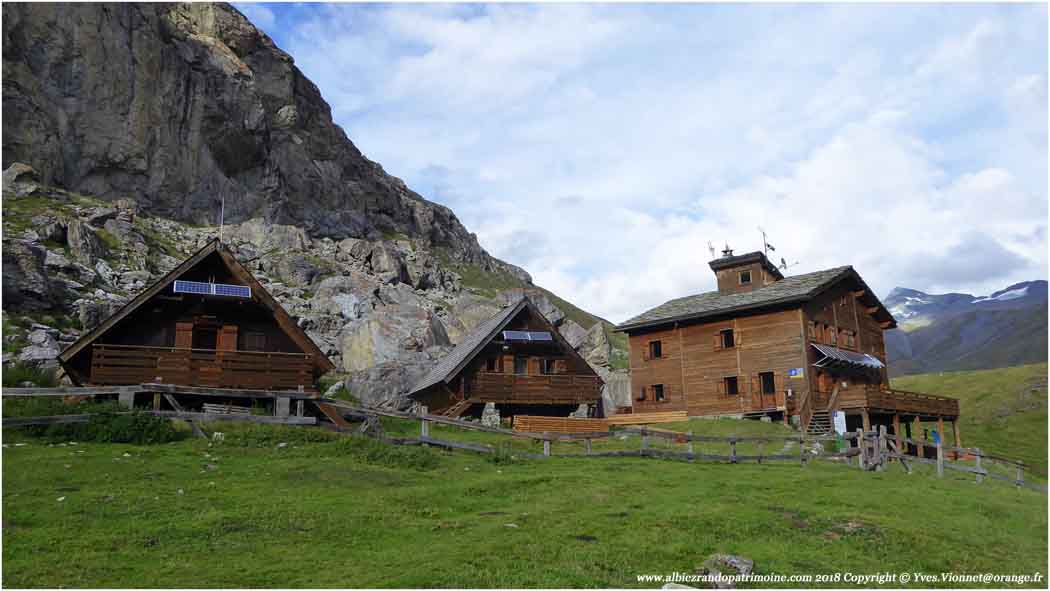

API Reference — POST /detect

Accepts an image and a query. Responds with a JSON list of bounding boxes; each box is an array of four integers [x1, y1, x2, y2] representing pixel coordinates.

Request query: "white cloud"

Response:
[[275, 3, 1047, 323]]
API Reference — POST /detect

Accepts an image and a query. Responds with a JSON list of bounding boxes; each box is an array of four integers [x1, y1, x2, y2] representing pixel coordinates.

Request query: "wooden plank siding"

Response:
[[629, 309, 808, 417]]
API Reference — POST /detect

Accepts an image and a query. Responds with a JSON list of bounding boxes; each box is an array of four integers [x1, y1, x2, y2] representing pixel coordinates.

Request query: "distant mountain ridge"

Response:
[[885, 280, 1047, 376]]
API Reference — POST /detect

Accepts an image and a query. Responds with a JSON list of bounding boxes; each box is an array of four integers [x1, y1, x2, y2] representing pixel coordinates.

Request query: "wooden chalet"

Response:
[[58, 239, 334, 392], [407, 296, 604, 419], [615, 250, 961, 445]]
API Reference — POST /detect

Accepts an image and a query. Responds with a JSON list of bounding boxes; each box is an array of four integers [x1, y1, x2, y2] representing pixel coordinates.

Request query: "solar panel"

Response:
[[501, 330, 553, 342], [214, 283, 251, 298], [173, 280, 211, 295], [173, 280, 251, 299]]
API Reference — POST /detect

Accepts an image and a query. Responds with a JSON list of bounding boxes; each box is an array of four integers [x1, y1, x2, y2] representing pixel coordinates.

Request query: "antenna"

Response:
[[758, 226, 776, 256], [218, 194, 226, 244], [779, 257, 800, 271], [707, 241, 716, 260]]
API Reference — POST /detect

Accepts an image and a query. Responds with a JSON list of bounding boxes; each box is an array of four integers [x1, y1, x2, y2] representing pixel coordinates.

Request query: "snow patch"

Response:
[[971, 286, 1028, 304]]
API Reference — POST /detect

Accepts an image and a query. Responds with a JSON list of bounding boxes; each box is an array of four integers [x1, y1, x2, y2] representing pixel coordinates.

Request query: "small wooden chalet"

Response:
[[407, 295, 604, 419], [58, 239, 334, 392], [615, 250, 961, 446]]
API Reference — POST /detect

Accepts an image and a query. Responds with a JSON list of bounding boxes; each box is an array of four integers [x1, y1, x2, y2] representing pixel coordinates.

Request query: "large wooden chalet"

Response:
[[615, 250, 961, 445], [58, 239, 334, 392], [407, 296, 603, 419]]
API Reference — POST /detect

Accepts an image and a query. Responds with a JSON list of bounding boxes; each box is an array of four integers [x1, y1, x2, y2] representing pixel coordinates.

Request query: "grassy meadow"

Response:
[[2, 363, 1047, 588]]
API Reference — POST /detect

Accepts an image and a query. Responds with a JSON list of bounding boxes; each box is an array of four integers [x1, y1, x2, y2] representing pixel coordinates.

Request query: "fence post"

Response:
[[687, 431, 694, 457], [419, 405, 429, 439], [640, 427, 649, 455], [877, 426, 888, 472], [543, 433, 551, 457], [1016, 462, 1024, 488], [858, 432, 867, 470], [799, 436, 805, 466], [730, 437, 737, 464], [585, 437, 592, 455], [974, 447, 983, 484], [936, 440, 944, 478]]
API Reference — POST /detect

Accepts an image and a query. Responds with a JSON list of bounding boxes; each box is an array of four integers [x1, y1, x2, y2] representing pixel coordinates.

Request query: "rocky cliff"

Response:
[[1, 3, 630, 410]]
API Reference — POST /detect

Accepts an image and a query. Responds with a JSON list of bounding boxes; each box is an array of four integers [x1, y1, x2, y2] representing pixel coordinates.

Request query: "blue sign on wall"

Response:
[[788, 367, 805, 378]]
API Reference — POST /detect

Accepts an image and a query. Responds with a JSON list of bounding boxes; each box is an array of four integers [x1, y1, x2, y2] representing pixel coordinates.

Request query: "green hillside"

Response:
[[892, 363, 1048, 475]]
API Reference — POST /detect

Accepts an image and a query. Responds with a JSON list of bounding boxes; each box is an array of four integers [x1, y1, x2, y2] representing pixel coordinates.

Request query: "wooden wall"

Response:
[[802, 279, 889, 391], [713, 261, 780, 295], [628, 308, 809, 416]]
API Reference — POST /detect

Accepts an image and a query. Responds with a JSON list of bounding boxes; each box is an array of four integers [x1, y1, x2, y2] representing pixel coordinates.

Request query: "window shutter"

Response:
[[217, 325, 238, 352], [751, 375, 761, 394], [642, 346, 650, 361], [713, 333, 722, 351], [175, 322, 193, 348], [637, 386, 647, 402], [734, 331, 742, 346], [717, 379, 726, 395]]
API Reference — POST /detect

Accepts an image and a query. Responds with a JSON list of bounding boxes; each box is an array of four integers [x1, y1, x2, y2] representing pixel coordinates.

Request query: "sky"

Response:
[[235, 2, 1048, 324]]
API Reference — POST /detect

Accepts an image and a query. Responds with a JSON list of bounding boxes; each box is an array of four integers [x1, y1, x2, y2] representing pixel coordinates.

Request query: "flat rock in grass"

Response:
[[696, 554, 754, 589], [663, 584, 699, 590]]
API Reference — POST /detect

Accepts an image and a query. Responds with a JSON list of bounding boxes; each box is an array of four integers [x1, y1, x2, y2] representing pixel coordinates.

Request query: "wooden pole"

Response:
[[153, 393, 162, 411], [892, 414, 902, 458], [914, 416, 924, 458], [877, 425, 888, 472], [861, 410, 871, 433], [730, 437, 737, 464], [585, 438, 592, 455], [1016, 462, 1024, 487], [952, 420, 962, 461], [937, 416, 945, 449], [641, 427, 649, 454], [419, 405, 429, 438], [936, 439, 944, 478], [687, 431, 694, 456], [974, 448, 983, 484], [543, 434, 551, 457]]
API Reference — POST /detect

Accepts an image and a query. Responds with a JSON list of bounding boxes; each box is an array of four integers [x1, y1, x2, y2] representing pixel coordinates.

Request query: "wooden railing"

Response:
[[90, 344, 314, 391], [827, 385, 959, 417], [468, 373, 602, 404]]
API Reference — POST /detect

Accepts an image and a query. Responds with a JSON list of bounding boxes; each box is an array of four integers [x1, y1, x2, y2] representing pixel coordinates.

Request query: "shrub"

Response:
[[214, 423, 341, 447], [23, 410, 185, 444], [2, 363, 58, 388], [336, 435, 439, 471]]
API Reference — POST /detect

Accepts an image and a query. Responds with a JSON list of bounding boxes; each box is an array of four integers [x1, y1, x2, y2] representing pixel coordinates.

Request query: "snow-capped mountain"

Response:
[[884, 281, 1047, 376]]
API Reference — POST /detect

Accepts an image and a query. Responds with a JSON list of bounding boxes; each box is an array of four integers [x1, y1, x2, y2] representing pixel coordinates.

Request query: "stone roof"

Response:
[[407, 297, 527, 396], [617, 266, 856, 331]]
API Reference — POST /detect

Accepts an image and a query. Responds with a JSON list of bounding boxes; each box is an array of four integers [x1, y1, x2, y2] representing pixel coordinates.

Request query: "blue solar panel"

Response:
[[173, 280, 211, 295], [214, 283, 251, 298], [502, 330, 553, 341], [173, 280, 250, 298]]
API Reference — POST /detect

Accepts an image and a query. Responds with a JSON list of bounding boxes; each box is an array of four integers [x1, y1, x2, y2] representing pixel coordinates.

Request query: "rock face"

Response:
[[0, 1, 631, 406], [1, 2, 515, 274]]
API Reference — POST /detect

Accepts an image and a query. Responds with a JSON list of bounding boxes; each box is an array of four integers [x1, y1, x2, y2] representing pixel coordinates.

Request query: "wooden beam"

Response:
[[913, 416, 924, 458], [879, 321, 894, 329], [864, 306, 879, 315], [893, 414, 902, 457], [861, 410, 871, 432], [851, 290, 866, 298]]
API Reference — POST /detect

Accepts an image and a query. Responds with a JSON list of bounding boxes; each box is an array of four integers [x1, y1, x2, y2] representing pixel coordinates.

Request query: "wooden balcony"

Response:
[[833, 385, 959, 419], [90, 344, 315, 391], [468, 373, 602, 404]]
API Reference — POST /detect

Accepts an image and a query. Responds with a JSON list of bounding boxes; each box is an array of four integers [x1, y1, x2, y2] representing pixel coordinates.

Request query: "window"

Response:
[[720, 328, 735, 349], [243, 331, 267, 351], [540, 359, 557, 375], [739, 270, 752, 284], [807, 321, 816, 340], [652, 384, 665, 401], [759, 371, 776, 395], [723, 376, 739, 396], [514, 356, 528, 375], [648, 340, 663, 359], [827, 325, 837, 345], [485, 357, 498, 372]]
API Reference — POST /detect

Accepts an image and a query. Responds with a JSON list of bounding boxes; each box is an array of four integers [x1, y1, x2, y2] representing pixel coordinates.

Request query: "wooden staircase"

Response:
[[806, 410, 832, 436]]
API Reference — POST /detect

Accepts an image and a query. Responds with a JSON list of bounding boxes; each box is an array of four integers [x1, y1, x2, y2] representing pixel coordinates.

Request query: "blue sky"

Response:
[[235, 2, 1047, 323]]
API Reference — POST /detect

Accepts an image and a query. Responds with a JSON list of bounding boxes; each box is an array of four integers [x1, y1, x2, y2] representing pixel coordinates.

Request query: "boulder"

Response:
[[559, 319, 589, 350], [1, 163, 41, 196], [2, 239, 61, 310], [66, 220, 107, 264], [369, 242, 407, 285], [582, 322, 611, 367]]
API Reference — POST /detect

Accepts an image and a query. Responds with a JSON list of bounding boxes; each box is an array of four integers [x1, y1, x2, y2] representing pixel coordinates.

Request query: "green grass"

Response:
[[2, 421, 1045, 588], [892, 363, 1047, 476]]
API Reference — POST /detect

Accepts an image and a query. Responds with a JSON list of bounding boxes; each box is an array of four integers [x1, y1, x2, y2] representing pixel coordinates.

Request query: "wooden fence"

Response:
[[2, 386, 1042, 493]]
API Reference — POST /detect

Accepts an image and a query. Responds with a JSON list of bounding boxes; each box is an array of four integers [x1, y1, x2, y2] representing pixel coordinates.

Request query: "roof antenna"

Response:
[[218, 194, 225, 244], [779, 257, 800, 271], [758, 226, 776, 257], [707, 241, 716, 260]]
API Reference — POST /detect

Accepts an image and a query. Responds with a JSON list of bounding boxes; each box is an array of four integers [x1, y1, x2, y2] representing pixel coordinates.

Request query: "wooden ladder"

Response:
[[441, 399, 473, 419]]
